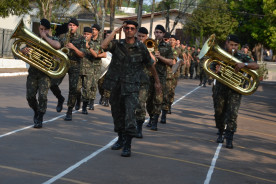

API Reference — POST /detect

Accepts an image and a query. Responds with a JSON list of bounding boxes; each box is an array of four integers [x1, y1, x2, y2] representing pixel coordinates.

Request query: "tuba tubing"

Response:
[[10, 19, 70, 78], [198, 34, 259, 95]]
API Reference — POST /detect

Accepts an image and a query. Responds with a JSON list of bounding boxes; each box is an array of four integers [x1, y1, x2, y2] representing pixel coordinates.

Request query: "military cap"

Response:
[[155, 25, 166, 33], [170, 35, 177, 40], [68, 18, 79, 26], [138, 27, 148, 34], [91, 24, 101, 31], [84, 27, 92, 33], [227, 34, 240, 44], [40, 18, 50, 29]]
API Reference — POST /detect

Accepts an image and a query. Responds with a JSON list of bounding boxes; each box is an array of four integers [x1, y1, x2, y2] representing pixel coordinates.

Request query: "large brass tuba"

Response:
[[198, 34, 259, 95], [10, 19, 70, 78]]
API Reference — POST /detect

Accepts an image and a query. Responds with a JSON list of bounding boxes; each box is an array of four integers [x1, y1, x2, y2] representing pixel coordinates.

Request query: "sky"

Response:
[[143, 0, 161, 5]]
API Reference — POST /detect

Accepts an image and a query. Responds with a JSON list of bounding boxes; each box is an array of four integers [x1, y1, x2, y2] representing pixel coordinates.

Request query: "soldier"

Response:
[[167, 35, 182, 115], [193, 46, 200, 79], [135, 27, 156, 138], [88, 24, 105, 110], [22, 18, 62, 128], [242, 44, 255, 61], [75, 27, 97, 115], [101, 20, 161, 157], [213, 34, 259, 148], [146, 25, 175, 131], [189, 46, 196, 79], [198, 48, 208, 87], [180, 44, 189, 79], [160, 33, 176, 124], [63, 18, 86, 121]]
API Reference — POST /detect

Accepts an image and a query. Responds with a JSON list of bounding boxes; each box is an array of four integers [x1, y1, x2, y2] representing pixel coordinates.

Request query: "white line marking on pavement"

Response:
[[0, 72, 28, 77], [0, 105, 98, 139], [204, 143, 223, 184], [42, 138, 118, 184]]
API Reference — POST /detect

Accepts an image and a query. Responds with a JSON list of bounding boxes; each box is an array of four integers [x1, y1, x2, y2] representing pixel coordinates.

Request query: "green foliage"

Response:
[[184, 0, 238, 46], [0, 0, 31, 17], [229, 0, 276, 51]]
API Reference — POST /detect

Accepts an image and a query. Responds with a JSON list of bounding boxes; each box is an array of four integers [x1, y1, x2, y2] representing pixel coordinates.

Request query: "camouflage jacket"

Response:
[[155, 40, 174, 79], [89, 36, 102, 66], [80, 39, 94, 75], [103, 38, 154, 94], [60, 32, 86, 66]]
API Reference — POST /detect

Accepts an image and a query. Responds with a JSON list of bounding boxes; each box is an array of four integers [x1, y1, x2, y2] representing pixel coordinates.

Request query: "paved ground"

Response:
[[0, 74, 275, 184]]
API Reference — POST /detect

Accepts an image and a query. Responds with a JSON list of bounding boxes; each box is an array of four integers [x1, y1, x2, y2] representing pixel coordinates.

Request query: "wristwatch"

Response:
[[244, 63, 248, 67]]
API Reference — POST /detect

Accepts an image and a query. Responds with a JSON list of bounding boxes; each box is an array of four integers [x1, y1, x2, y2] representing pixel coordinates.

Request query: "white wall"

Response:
[[0, 14, 32, 30]]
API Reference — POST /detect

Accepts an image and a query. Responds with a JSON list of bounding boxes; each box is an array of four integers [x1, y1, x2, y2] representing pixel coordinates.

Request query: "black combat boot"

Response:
[[160, 110, 167, 124], [111, 132, 124, 150], [89, 99, 94, 110], [167, 106, 172, 114], [56, 96, 65, 113], [146, 116, 153, 127], [82, 101, 88, 114], [150, 114, 159, 131], [33, 109, 38, 126], [75, 95, 81, 110], [199, 82, 202, 86], [64, 107, 73, 121], [121, 135, 133, 157], [136, 120, 144, 138], [225, 131, 234, 149], [34, 111, 44, 128], [103, 98, 109, 107], [216, 129, 224, 143]]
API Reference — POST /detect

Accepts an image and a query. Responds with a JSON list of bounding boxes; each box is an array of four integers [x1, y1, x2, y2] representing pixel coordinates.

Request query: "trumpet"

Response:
[[198, 34, 259, 95]]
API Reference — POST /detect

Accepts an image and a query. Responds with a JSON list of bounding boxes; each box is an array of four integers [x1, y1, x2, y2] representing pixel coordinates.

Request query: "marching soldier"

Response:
[[180, 44, 189, 79], [213, 34, 259, 148], [101, 20, 161, 157], [22, 18, 62, 128], [62, 18, 86, 121], [135, 27, 156, 138], [146, 25, 175, 131], [160, 33, 176, 124]]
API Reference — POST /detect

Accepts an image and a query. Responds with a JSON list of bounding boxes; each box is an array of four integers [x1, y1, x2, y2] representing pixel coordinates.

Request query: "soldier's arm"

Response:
[[101, 26, 123, 50]]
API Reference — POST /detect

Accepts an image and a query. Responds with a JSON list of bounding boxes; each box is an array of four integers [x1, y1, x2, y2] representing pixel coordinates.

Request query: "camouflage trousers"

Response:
[[168, 73, 179, 105], [199, 67, 207, 84], [146, 76, 165, 116], [180, 62, 189, 77], [67, 66, 80, 108], [26, 73, 51, 113], [213, 82, 242, 132], [50, 75, 65, 99], [77, 74, 93, 102], [135, 82, 149, 122], [90, 65, 101, 100], [98, 75, 111, 98], [162, 78, 173, 111], [109, 84, 139, 137]]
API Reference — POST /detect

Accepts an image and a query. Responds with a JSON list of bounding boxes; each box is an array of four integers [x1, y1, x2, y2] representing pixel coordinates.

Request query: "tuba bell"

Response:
[[198, 34, 259, 95], [10, 19, 70, 78]]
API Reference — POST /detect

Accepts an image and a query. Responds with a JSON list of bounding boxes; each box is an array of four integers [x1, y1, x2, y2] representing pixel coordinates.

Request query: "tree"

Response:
[[184, 0, 238, 47], [229, 0, 276, 53], [0, 0, 30, 18], [137, 0, 143, 27]]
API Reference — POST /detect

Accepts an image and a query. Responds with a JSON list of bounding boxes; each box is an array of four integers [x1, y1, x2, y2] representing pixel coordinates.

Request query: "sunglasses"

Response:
[[124, 27, 136, 31], [163, 38, 169, 41]]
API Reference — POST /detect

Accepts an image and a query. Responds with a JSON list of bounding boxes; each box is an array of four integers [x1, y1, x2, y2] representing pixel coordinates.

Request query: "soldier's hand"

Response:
[[155, 51, 161, 58], [154, 82, 162, 95], [215, 65, 221, 73], [66, 43, 75, 50], [21, 47, 31, 55], [235, 63, 245, 73]]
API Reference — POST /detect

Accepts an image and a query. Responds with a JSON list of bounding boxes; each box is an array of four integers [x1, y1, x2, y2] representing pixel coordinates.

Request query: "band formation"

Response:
[[17, 17, 259, 157]]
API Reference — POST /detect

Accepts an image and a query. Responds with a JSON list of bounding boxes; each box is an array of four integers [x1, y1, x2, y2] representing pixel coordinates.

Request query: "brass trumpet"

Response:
[[198, 34, 259, 95], [10, 19, 70, 78]]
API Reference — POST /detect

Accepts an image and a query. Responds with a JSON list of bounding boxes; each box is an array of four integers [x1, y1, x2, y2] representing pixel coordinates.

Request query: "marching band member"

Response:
[[146, 25, 175, 131], [213, 34, 259, 148], [22, 18, 61, 128], [63, 18, 86, 121]]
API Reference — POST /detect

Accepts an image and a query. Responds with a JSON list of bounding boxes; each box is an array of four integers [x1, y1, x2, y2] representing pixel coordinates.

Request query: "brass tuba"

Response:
[[198, 34, 259, 95], [10, 19, 70, 78]]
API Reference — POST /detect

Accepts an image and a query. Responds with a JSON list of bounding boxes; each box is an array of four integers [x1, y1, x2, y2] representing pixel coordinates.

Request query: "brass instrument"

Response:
[[10, 19, 70, 78], [144, 38, 159, 52], [61, 28, 71, 55], [198, 34, 259, 95]]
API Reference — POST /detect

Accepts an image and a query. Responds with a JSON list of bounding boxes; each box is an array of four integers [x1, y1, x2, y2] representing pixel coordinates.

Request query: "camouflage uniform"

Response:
[[98, 74, 111, 101], [26, 67, 51, 114], [60, 32, 86, 109], [193, 50, 200, 78], [146, 40, 174, 128], [103, 39, 153, 137], [189, 49, 195, 78], [26, 35, 60, 114], [90, 36, 102, 101], [199, 56, 208, 85], [180, 48, 189, 78], [76, 41, 94, 103], [213, 52, 254, 132], [168, 47, 182, 107]]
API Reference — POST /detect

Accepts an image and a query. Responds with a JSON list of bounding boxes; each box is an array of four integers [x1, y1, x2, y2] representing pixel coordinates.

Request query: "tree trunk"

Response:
[[149, 0, 156, 38], [110, 0, 115, 31], [137, 0, 143, 27], [100, 0, 106, 38]]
